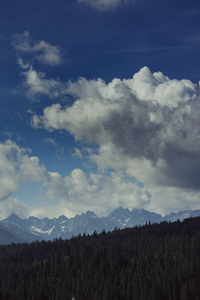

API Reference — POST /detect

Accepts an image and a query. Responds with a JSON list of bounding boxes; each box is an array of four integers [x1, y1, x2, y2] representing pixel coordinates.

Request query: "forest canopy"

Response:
[[0, 217, 200, 300]]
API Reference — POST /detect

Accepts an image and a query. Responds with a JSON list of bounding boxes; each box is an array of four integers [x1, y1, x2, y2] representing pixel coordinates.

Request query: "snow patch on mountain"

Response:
[[1, 208, 200, 243]]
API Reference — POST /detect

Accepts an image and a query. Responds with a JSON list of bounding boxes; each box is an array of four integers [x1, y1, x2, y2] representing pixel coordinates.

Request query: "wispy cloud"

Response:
[[44, 138, 65, 159], [17, 60, 65, 101], [77, 0, 128, 12], [0, 198, 29, 220], [12, 31, 63, 66], [105, 45, 193, 54]]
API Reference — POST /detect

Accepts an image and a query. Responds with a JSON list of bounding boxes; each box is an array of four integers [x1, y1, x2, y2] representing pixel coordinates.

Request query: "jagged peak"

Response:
[[28, 216, 39, 221], [57, 215, 69, 222], [4, 213, 22, 221], [109, 207, 130, 216], [85, 211, 97, 218], [74, 211, 97, 219]]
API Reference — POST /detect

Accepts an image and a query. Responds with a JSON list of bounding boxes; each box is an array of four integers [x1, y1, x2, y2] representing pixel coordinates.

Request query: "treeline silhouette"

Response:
[[0, 217, 200, 300]]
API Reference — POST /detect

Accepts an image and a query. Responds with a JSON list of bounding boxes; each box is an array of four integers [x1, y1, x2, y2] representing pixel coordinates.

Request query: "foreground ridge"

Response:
[[0, 217, 200, 299]]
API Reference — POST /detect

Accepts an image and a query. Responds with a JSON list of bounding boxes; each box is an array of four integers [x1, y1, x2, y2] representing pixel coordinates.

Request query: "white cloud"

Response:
[[73, 148, 83, 159], [44, 138, 65, 158], [0, 140, 52, 201], [0, 140, 149, 217], [124, 66, 197, 107], [17, 57, 32, 70], [21, 65, 197, 104], [12, 31, 63, 66], [30, 204, 75, 219], [20, 156, 47, 182], [146, 186, 200, 216], [44, 169, 150, 216], [18, 64, 65, 100], [44, 138, 57, 147], [77, 0, 127, 11], [7, 66, 200, 216], [31, 67, 200, 194], [0, 140, 23, 201], [0, 198, 30, 220]]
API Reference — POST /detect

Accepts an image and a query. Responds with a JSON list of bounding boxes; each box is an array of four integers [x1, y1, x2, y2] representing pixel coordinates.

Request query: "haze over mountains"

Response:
[[1, 207, 200, 245]]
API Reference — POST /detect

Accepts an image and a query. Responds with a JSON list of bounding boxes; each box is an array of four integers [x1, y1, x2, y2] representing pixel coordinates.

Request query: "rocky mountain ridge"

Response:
[[1, 207, 200, 244]]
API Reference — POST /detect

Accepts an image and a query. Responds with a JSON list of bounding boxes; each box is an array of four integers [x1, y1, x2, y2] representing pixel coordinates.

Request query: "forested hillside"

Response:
[[0, 218, 200, 300]]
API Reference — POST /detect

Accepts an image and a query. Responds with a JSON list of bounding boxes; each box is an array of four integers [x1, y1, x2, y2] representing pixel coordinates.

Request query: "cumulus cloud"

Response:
[[31, 67, 200, 192], [17, 62, 65, 100], [0, 140, 48, 202], [30, 204, 75, 219], [44, 169, 150, 216], [6, 66, 200, 216], [77, 0, 127, 11], [0, 198, 30, 220], [12, 31, 63, 66], [0, 140, 69, 217], [126, 66, 197, 107], [146, 186, 200, 216], [0, 140, 148, 217]]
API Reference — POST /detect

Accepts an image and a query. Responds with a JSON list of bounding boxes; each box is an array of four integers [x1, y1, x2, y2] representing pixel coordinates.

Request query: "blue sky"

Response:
[[0, 0, 200, 219]]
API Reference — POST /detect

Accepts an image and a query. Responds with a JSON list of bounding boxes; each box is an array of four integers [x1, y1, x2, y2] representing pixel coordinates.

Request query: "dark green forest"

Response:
[[0, 218, 200, 300]]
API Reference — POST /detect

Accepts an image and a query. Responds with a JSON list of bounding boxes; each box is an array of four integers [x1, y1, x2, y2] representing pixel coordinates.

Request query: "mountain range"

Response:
[[1, 207, 200, 245]]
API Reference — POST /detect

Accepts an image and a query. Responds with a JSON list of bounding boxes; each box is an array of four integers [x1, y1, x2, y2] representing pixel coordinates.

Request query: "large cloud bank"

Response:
[[4, 65, 200, 218], [32, 67, 200, 191], [0, 140, 150, 219]]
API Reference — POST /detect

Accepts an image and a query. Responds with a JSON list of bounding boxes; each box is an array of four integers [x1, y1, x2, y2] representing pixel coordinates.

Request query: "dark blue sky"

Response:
[[1, 0, 200, 81]]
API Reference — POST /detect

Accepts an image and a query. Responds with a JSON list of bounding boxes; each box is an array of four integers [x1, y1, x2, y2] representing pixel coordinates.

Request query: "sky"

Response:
[[0, 0, 200, 220]]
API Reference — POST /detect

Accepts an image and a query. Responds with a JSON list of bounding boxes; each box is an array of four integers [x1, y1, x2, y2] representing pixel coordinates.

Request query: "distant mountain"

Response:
[[0, 221, 42, 245], [163, 209, 200, 222], [104, 207, 163, 228], [0, 224, 25, 245], [1, 207, 200, 244]]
